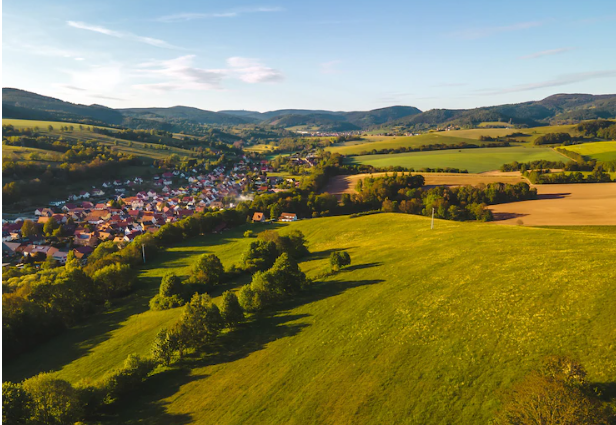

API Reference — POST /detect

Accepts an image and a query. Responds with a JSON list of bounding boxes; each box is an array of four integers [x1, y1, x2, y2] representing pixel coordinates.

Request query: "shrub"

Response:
[[22, 373, 84, 425], [243, 230, 254, 238], [330, 251, 351, 271], [2, 382, 33, 424]]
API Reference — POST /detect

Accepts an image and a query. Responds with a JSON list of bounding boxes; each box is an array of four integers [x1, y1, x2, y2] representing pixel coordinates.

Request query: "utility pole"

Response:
[[142, 243, 146, 264], [431, 207, 435, 230]]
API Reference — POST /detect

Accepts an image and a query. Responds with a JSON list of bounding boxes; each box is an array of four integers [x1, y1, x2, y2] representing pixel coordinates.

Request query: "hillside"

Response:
[[4, 88, 616, 132], [2, 88, 125, 125], [119, 106, 254, 125], [390, 93, 616, 129], [6, 214, 616, 424]]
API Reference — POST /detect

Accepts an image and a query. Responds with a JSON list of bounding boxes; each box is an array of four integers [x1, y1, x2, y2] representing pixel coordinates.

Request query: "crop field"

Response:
[[324, 171, 527, 196], [564, 141, 616, 161], [489, 182, 616, 225], [6, 214, 616, 424], [345, 147, 565, 173]]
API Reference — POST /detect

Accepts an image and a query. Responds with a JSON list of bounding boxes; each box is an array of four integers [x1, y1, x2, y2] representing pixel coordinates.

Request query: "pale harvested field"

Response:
[[324, 172, 527, 196], [490, 183, 616, 225]]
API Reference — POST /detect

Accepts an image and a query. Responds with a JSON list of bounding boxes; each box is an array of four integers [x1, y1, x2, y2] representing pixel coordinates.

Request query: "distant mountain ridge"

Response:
[[3, 88, 616, 132]]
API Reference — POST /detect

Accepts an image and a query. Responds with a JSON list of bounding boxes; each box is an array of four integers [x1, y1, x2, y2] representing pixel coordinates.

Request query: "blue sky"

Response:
[[3, 0, 616, 112]]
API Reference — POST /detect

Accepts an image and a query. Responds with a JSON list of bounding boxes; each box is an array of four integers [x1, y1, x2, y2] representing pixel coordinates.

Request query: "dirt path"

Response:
[[324, 172, 527, 196], [490, 183, 616, 225]]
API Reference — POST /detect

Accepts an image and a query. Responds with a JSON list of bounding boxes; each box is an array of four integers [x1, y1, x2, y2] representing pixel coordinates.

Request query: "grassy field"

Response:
[[564, 141, 616, 161], [346, 147, 565, 173], [6, 214, 616, 424], [326, 124, 582, 156], [2, 118, 194, 161]]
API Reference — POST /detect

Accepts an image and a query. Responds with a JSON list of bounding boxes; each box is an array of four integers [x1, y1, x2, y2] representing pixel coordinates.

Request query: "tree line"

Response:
[[348, 140, 511, 157]]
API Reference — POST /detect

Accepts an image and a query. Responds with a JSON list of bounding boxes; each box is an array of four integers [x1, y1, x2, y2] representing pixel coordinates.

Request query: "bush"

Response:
[[22, 373, 84, 425], [2, 382, 33, 425], [330, 251, 351, 271], [100, 354, 156, 405], [243, 230, 254, 238], [149, 273, 187, 310]]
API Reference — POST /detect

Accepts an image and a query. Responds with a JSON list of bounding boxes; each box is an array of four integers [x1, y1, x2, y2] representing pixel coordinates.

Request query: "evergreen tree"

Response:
[[220, 290, 244, 328]]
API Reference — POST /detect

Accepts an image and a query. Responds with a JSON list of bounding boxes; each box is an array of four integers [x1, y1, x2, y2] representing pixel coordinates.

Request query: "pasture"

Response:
[[345, 147, 565, 173], [6, 214, 616, 424], [2, 118, 195, 162], [564, 141, 616, 161]]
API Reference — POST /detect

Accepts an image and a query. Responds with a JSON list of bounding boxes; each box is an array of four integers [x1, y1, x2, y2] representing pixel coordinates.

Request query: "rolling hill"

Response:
[[6, 214, 616, 424], [4, 88, 616, 133]]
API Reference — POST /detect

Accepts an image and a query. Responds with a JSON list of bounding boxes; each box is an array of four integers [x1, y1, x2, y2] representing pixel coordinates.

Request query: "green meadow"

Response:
[[2, 118, 194, 162], [6, 214, 616, 424], [565, 141, 616, 161], [345, 147, 565, 172]]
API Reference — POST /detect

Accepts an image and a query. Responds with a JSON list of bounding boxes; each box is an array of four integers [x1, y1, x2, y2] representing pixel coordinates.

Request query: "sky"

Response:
[[3, 0, 616, 112]]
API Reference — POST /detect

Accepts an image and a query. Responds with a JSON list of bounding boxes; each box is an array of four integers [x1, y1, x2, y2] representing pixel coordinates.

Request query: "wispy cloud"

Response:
[[56, 84, 86, 91], [519, 47, 576, 60], [89, 94, 125, 101], [227, 57, 284, 83], [478, 70, 616, 95], [451, 21, 544, 40], [432, 83, 467, 87], [320, 60, 343, 74], [157, 6, 283, 23], [67, 21, 181, 49], [133, 55, 284, 92], [4, 40, 83, 59]]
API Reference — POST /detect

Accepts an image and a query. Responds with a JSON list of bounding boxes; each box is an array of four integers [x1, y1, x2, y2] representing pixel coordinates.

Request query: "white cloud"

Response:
[[518, 47, 576, 60], [157, 6, 283, 23], [63, 63, 126, 94], [451, 21, 544, 40], [478, 70, 616, 95], [3, 40, 82, 59], [320, 60, 343, 74], [67, 21, 181, 49], [133, 55, 283, 92], [227, 57, 284, 83]]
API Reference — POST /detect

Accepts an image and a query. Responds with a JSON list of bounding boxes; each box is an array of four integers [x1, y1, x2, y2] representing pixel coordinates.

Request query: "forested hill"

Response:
[[3, 88, 616, 132], [390, 93, 616, 128]]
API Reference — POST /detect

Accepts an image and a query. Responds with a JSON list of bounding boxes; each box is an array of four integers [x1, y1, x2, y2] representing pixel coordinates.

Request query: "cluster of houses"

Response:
[[3, 159, 260, 265], [2, 157, 309, 267]]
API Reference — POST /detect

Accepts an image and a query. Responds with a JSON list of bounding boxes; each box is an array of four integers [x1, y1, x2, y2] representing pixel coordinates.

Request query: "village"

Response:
[[2, 156, 300, 267]]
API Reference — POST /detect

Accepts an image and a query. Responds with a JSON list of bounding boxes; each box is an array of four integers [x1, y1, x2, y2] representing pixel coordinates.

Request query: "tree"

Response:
[[21, 220, 37, 238], [47, 125, 53, 131], [497, 372, 608, 425], [43, 217, 59, 236], [92, 263, 135, 299], [22, 373, 83, 425], [244, 230, 254, 238], [269, 203, 282, 221], [65, 250, 81, 271], [238, 284, 257, 312], [2, 382, 32, 425], [151, 328, 174, 366], [220, 290, 244, 328], [330, 251, 351, 271], [192, 254, 224, 287], [241, 240, 278, 272], [268, 253, 306, 296], [42, 255, 58, 270], [178, 293, 224, 349], [159, 273, 183, 297]]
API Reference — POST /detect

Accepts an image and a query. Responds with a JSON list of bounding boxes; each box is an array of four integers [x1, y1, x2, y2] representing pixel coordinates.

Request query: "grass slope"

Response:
[[565, 141, 616, 161], [2, 118, 194, 161], [346, 147, 564, 173], [6, 215, 616, 424]]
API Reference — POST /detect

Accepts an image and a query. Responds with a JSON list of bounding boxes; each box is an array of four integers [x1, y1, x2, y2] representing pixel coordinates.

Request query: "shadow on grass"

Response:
[[108, 278, 383, 423], [308, 247, 358, 260], [344, 262, 384, 272], [3, 278, 161, 383]]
